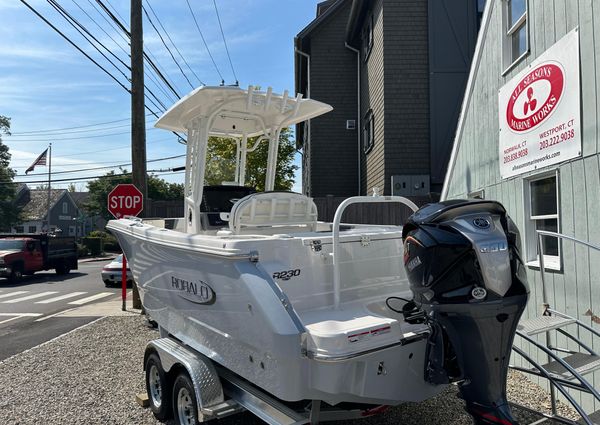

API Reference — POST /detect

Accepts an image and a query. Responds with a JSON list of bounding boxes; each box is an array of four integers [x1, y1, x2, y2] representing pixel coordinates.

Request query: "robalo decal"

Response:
[[506, 62, 564, 133], [171, 276, 216, 305]]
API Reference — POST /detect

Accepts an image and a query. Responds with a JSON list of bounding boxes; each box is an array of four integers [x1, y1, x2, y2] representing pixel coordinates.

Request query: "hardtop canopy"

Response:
[[155, 85, 332, 138]]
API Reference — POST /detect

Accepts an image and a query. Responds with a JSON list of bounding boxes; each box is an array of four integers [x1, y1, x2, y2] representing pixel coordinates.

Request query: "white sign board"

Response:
[[498, 29, 581, 178]]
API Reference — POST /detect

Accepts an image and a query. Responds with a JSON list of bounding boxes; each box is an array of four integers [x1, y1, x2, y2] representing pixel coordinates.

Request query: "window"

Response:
[[525, 173, 560, 269], [468, 189, 485, 199], [363, 109, 374, 154], [62, 202, 68, 214], [15, 226, 24, 234], [362, 14, 373, 61], [503, 0, 528, 72], [28, 226, 36, 233]]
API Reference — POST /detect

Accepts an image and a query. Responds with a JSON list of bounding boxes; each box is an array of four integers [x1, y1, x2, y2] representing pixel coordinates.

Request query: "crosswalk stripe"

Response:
[[35, 292, 88, 304], [0, 291, 29, 300], [0, 313, 42, 325], [67, 292, 113, 305], [2, 291, 58, 304]]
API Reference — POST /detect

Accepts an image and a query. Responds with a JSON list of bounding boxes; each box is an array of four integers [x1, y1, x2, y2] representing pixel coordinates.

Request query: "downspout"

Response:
[[345, 42, 361, 196], [295, 47, 310, 195]]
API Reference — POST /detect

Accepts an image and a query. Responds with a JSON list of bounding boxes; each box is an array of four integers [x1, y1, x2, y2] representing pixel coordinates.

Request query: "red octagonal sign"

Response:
[[108, 184, 143, 219]]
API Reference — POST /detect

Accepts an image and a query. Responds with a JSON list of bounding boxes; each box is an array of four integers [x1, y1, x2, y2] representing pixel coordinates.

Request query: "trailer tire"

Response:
[[145, 353, 172, 421], [172, 371, 199, 425]]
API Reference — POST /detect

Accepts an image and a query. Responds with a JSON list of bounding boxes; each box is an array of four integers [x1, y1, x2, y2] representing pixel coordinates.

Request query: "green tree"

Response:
[[85, 169, 184, 220], [0, 116, 19, 231], [204, 127, 298, 191]]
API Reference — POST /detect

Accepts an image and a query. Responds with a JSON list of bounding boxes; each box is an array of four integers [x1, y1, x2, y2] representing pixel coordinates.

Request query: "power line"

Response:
[[16, 154, 186, 177], [146, 0, 204, 86], [10, 114, 154, 135], [95, 0, 183, 99], [9, 169, 185, 185], [72, 0, 130, 58], [4, 127, 158, 142], [142, 4, 194, 90], [46, 0, 131, 80], [20, 0, 131, 93], [212, 0, 238, 85], [185, 0, 225, 84]]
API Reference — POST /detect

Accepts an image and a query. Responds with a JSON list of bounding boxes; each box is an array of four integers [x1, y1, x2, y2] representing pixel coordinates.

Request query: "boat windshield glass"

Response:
[[0, 240, 25, 250]]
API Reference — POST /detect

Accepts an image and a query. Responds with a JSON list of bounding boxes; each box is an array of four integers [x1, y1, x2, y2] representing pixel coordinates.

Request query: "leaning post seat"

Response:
[[228, 192, 318, 234]]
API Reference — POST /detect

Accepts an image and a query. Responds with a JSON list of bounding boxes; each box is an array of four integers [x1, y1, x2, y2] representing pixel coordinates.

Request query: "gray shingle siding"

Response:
[[297, 0, 478, 198], [303, 1, 359, 197], [361, 0, 386, 195], [383, 0, 430, 195]]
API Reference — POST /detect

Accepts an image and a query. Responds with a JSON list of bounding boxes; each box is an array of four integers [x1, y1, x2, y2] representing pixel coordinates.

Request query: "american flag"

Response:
[[25, 149, 48, 174]]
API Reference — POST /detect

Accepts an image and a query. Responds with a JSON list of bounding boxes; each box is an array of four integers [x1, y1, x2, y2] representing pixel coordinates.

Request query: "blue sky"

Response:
[[0, 0, 321, 191]]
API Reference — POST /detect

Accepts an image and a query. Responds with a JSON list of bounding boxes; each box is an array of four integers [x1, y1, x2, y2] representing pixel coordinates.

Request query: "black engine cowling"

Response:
[[402, 200, 529, 425]]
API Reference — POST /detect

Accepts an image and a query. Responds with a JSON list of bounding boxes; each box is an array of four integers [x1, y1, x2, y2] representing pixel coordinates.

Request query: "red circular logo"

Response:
[[506, 62, 564, 133]]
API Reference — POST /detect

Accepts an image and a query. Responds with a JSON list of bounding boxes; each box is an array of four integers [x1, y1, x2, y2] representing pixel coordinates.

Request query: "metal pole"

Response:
[[537, 232, 557, 415], [121, 254, 127, 311], [47, 143, 52, 232], [130, 0, 145, 310]]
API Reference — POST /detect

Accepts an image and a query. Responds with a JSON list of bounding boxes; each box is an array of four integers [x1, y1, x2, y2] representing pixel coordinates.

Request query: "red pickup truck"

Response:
[[0, 234, 78, 282]]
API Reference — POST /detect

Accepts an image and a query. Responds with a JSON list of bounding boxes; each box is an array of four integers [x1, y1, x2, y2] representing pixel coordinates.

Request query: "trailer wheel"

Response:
[[145, 353, 172, 421], [172, 371, 199, 425]]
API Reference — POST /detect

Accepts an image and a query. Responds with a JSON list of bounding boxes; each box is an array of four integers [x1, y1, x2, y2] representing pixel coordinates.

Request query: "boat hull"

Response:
[[109, 220, 444, 405]]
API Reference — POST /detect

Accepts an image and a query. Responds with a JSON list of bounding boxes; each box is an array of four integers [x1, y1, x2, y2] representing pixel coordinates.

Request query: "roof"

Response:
[[155, 85, 333, 137], [296, 0, 348, 41], [345, 0, 370, 45], [69, 191, 90, 209], [21, 189, 72, 220]]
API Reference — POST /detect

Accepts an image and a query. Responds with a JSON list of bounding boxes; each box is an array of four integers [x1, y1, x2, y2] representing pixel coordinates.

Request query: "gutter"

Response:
[[345, 42, 361, 196], [440, 0, 495, 200], [295, 47, 311, 194]]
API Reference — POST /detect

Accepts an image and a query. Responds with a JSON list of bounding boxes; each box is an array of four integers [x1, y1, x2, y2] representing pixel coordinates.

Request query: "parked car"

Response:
[[101, 254, 132, 287]]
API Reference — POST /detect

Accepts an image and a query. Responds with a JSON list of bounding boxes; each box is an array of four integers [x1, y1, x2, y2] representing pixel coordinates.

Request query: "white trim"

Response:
[[441, 0, 495, 200], [506, 11, 526, 36], [501, 0, 529, 75], [526, 256, 561, 271], [523, 170, 561, 266]]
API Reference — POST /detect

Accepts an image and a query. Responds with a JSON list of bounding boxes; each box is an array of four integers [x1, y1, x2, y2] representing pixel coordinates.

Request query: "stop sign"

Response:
[[108, 184, 144, 219]]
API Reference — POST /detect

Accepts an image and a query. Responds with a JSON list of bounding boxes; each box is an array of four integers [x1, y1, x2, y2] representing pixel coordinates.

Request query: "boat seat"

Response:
[[229, 192, 318, 234]]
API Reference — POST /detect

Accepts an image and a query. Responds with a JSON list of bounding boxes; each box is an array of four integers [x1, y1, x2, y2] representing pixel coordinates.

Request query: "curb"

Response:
[[79, 256, 117, 263]]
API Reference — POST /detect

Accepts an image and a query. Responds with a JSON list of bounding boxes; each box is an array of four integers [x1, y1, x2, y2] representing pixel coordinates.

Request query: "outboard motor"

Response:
[[401, 200, 529, 425]]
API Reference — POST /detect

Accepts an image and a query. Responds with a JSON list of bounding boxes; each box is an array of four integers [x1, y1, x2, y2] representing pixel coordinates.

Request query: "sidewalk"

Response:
[[79, 254, 118, 263]]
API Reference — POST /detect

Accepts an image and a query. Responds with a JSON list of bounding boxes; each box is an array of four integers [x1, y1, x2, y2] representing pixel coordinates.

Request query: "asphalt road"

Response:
[[0, 259, 123, 361]]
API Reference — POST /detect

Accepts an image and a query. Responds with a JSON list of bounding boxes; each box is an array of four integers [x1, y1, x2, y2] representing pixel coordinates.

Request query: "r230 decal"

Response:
[[272, 269, 301, 281]]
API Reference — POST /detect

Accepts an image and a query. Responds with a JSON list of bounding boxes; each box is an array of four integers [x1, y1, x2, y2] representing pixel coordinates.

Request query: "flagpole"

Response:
[[47, 143, 52, 232]]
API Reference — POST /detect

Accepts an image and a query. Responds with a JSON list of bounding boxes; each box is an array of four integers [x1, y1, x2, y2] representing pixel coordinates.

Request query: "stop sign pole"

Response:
[[108, 184, 143, 311]]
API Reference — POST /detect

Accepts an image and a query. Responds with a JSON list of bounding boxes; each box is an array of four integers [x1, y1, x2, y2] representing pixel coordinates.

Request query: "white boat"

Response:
[[108, 85, 528, 424]]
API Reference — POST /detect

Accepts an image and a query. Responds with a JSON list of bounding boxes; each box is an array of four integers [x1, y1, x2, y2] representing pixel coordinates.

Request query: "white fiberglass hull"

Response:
[[108, 218, 444, 405]]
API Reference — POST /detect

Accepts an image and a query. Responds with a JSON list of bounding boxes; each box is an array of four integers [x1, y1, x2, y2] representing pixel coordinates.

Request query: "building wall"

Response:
[[307, 1, 359, 197], [49, 193, 80, 236], [360, 0, 386, 194], [382, 0, 430, 194], [444, 0, 600, 411]]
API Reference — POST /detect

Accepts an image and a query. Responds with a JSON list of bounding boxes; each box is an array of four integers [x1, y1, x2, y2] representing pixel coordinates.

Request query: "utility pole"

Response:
[[130, 0, 146, 310]]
